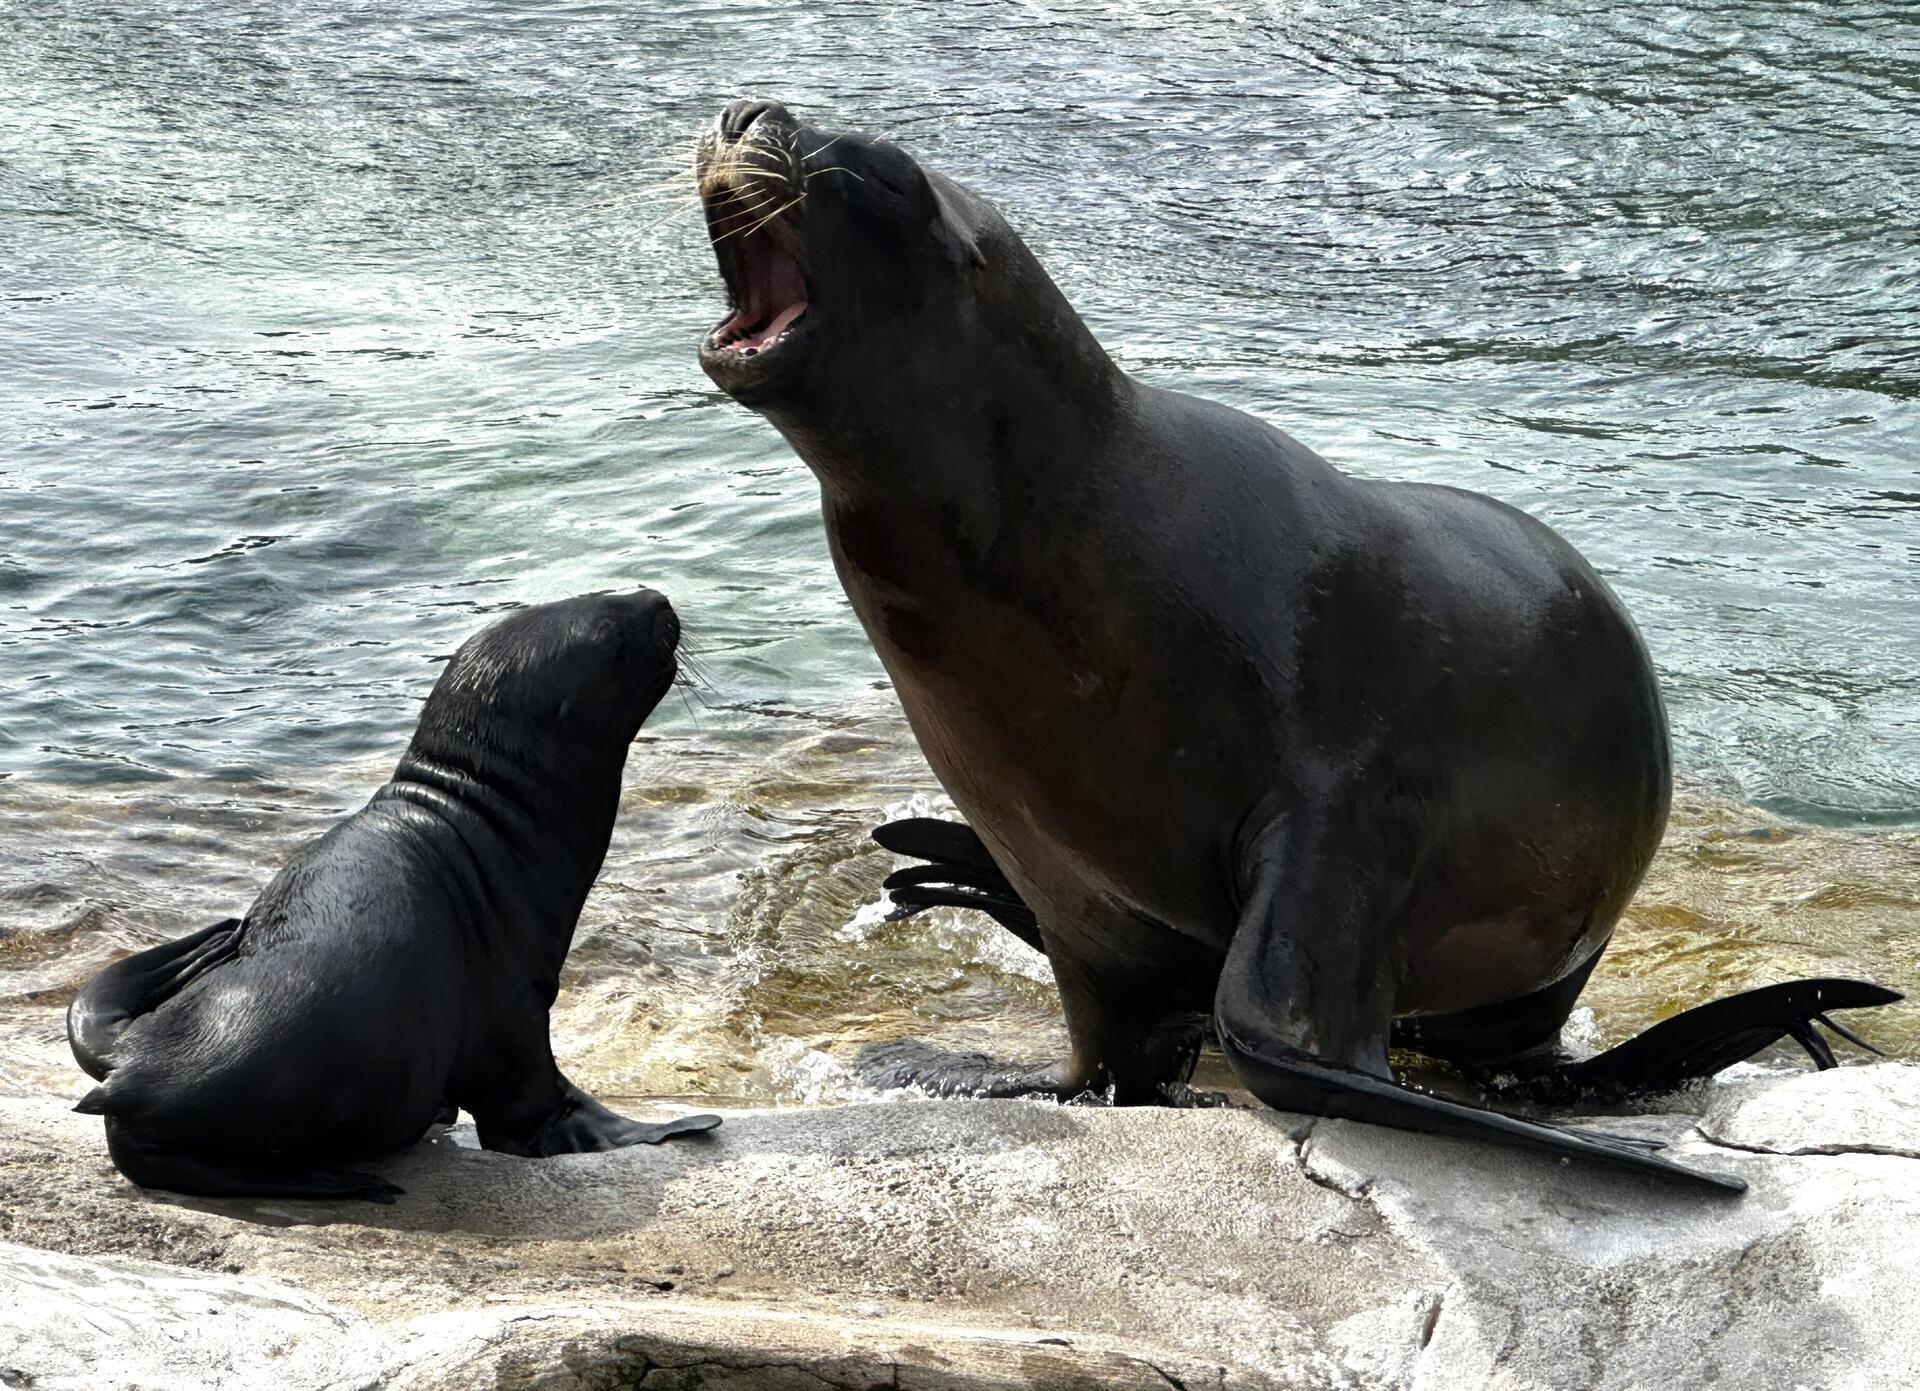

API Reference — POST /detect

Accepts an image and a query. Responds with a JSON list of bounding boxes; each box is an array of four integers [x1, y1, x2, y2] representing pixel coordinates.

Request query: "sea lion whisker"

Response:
[[809, 125, 901, 162], [675, 642, 720, 692], [697, 195, 779, 233], [634, 140, 705, 166], [721, 198, 804, 245], [621, 161, 703, 192], [601, 188, 699, 208], [673, 680, 709, 723], [806, 165, 866, 183], [672, 667, 719, 713], [721, 133, 800, 181], [697, 165, 781, 202], [714, 178, 778, 200], [595, 193, 703, 220], [611, 186, 700, 212], [710, 190, 784, 223], [621, 160, 698, 181], [620, 172, 708, 194], [800, 131, 853, 161], [633, 198, 713, 237], [710, 193, 807, 247], [698, 174, 779, 205], [664, 629, 719, 715], [591, 184, 694, 210], [708, 142, 768, 176]]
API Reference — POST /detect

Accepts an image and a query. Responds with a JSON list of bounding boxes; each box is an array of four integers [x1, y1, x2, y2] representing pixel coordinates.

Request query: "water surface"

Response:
[[2, 1, 1915, 1101]]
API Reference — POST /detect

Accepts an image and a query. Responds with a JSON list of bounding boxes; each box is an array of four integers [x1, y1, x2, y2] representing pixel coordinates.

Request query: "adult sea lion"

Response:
[[67, 591, 721, 1202], [692, 100, 1899, 1191]]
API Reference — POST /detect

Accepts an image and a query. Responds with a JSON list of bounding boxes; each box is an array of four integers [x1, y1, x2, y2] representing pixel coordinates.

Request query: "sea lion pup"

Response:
[[68, 591, 721, 1202], [691, 100, 1900, 1192]]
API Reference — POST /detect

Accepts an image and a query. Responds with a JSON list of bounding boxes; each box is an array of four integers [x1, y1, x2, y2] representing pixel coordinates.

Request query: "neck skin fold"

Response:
[[382, 733, 625, 978], [772, 258, 1134, 518]]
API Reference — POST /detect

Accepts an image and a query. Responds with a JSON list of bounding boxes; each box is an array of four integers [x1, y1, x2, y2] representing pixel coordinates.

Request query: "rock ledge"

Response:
[[2, 1063, 1916, 1389]]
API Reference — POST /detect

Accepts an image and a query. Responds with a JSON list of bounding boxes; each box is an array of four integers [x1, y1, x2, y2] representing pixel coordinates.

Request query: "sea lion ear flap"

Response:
[[930, 184, 986, 271]]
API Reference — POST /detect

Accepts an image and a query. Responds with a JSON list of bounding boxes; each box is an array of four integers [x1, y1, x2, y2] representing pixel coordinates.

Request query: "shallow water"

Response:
[[1, 2, 1915, 1102]]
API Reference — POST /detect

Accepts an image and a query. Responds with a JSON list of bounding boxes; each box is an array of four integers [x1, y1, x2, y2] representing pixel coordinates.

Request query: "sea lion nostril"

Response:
[[719, 99, 788, 143]]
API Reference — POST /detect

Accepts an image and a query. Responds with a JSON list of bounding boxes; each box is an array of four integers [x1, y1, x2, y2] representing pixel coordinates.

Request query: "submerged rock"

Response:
[[0, 1064, 1915, 1389]]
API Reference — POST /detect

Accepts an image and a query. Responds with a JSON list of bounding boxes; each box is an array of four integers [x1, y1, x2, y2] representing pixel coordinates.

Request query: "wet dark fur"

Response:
[[67, 591, 720, 1202], [695, 101, 1899, 1192]]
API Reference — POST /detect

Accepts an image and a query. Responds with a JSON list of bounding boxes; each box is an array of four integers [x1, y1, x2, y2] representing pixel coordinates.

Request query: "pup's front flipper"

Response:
[[487, 1078, 721, 1157], [1216, 814, 1747, 1194]]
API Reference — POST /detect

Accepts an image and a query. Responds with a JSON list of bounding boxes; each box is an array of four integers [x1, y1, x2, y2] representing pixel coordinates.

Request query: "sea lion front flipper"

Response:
[[1497, 978, 1904, 1104], [882, 882, 1043, 952], [852, 1039, 1089, 1100], [1216, 1031, 1745, 1191], [1214, 824, 1746, 1193], [67, 918, 246, 1082]]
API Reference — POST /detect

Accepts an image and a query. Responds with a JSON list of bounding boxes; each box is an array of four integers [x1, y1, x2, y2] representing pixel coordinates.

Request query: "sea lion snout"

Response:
[[715, 98, 794, 145], [696, 100, 814, 392], [649, 597, 681, 657], [609, 586, 677, 657]]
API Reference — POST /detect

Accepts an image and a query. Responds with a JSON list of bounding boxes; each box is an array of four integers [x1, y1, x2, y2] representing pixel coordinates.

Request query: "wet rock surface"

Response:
[[1, 1065, 1916, 1389]]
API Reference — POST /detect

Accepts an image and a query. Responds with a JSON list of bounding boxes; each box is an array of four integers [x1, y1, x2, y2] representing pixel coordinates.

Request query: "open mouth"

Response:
[[703, 185, 810, 360]]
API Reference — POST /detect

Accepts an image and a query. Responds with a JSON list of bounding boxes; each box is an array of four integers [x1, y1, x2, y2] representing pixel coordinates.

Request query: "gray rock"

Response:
[[1, 1064, 1915, 1390], [1699, 1061, 1920, 1159], [0, 1239, 384, 1391]]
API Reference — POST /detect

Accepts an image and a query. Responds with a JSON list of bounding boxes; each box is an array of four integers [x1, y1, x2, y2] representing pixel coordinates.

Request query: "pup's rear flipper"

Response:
[[103, 1119, 402, 1204], [67, 918, 246, 1082], [1495, 978, 1903, 1104]]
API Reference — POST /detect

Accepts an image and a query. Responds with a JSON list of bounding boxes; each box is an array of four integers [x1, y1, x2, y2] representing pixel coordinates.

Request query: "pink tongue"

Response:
[[742, 301, 807, 350]]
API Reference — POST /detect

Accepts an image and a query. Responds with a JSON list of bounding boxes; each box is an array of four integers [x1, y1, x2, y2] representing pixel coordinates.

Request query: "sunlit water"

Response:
[[2, 2, 1915, 1106]]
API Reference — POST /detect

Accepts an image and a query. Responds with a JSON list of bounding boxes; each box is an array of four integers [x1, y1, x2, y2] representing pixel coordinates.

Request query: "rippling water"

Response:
[[2, 2, 1915, 1102]]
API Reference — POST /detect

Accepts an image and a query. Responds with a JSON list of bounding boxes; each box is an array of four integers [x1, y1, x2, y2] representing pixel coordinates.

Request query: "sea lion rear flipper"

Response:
[[1499, 978, 1904, 1103], [1214, 828, 1747, 1193], [873, 817, 1042, 951], [67, 918, 246, 1083], [872, 817, 1005, 876], [852, 1039, 1087, 1099], [883, 882, 1043, 952]]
